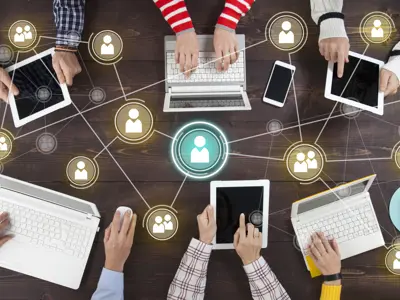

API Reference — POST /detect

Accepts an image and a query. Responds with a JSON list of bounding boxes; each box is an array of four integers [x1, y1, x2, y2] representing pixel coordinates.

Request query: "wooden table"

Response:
[[0, 0, 399, 299]]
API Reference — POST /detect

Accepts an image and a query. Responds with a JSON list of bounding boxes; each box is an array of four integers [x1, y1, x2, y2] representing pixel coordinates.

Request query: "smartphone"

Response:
[[262, 61, 296, 107]]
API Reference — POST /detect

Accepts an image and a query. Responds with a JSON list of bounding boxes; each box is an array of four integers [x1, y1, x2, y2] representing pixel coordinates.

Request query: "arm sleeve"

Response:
[[310, 0, 347, 41], [153, 0, 194, 34], [320, 284, 342, 300], [91, 268, 124, 300], [383, 42, 400, 81], [243, 257, 291, 300], [167, 238, 213, 300], [53, 0, 85, 47], [216, 0, 256, 32]]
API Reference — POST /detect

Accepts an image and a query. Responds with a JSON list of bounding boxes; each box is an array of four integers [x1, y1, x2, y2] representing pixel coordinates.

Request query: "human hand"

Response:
[[319, 37, 350, 78], [197, 205, 216, 244], [234, 213, 262, 265], [380, 68, 399, 96], [52, 51, 82, 86], [307, 232, 341, 285], [0, 212, 13, 247], [0, 68, 19, 102], [175, 31, 199, 78], [214, 28, 239, 72], [104, 210, 137, 272]]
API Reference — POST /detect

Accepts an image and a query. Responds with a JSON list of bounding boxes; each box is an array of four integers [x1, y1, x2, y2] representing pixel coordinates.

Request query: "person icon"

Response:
[[74, 161, 88, 181], [23, 25, 32, 40], [14, 27, 25, 43], [294, 152, 308, 173], [306, 151, 318, 169], [190, 136, 209, 163], [163, 214, 174, 231], [125, 108, 143, 134], [153, 216, 165, 233], [100, 35, 115, 55], [393, 251, 400, 270], [279, 21, 294, 44], [371, 19, 384, 38], [0, 137, 7, 151]]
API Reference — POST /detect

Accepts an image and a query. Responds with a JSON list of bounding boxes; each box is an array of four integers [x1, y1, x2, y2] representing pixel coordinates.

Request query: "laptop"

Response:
[[163, 35, 251, 112], [0, 175, 100, 289], [291, 175, 384, 272]]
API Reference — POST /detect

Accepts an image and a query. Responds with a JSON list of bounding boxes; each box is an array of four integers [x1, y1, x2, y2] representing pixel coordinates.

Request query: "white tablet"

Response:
[[210, 180, 270, 250], [5, 48, 72, 128], [325, 51, 384, 115]]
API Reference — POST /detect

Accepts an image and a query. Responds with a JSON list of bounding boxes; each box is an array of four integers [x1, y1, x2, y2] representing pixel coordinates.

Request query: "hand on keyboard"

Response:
[[307, 232, 341, 282], [175, 31, 199, 78], [104, 210, 137, 272], [214, 27, 239, 72], [0, 212, 13, 247]]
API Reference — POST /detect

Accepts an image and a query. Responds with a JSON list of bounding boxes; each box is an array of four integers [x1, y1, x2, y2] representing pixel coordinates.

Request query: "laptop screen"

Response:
[[297, 178, 369, 214]]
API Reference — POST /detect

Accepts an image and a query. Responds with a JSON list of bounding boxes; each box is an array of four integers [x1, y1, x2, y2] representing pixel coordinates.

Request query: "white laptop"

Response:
[[291, 175, 384, 272], [163, 35, 251, 112], [0, 175, 100, 289]]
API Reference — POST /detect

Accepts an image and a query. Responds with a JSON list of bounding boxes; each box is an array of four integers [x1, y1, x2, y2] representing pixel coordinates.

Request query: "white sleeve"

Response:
[[383, 42, 400, 82], [310, 0, 348, 41]]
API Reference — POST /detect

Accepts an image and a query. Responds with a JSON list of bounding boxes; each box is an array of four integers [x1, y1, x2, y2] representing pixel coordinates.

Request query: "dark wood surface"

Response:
[[1, 0, 400, 299]]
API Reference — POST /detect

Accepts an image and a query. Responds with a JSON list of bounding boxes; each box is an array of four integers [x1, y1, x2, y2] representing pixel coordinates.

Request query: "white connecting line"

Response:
[[113, 63, 127, 101], [1, 52, 19, 129], [288, 53, 302, 142], [93, 136, 118, 159], [170, 176, 187, 208]]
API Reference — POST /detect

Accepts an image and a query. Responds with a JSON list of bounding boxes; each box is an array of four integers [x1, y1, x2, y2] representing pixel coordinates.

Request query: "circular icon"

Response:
[[392, 236, 400, 251], [341, 101, 361, 119], [0, 45, 14, 64], [389, 187, 400, 232], [335, 182, 352, 198], [267, 119, 283, 136], [0, 131, 13, 161], [385, 245, 400, 275], [91, 30, 123, 62], [115, 101, 154, 144], [249, 210, 263, 227], [171, 121, 229, 179], [65, 30, 81, 48], [89, 87, 106, 104], [66, 156, 99, 188], [360, 12, 394, 44], [8, 20, 37, 49], [36, 133, 57, 155], [266, 12, 307, 53], [36, 86, 52, 103], [293, 236, 301, 252], [286, 144, 324, 182], [145, 207, 178, 241]]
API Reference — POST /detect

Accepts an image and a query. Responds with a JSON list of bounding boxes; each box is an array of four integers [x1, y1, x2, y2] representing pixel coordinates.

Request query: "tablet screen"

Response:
[[331, 55, 379, 108], [216, 186, 264, 243], [9, 54, 64, 120]]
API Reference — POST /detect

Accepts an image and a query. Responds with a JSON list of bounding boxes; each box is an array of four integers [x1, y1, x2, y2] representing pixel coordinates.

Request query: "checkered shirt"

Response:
[[53, 0, 85, 47], [167, 238, 290, 300]]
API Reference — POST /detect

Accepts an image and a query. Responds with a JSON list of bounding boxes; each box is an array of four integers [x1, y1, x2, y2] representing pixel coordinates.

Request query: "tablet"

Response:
[[210, 180, 269, 250], [325, 51, 384, 115], [5, 48, 71, 128]]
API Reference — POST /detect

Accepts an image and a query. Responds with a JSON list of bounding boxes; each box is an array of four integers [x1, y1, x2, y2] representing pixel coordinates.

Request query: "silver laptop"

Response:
[[291, 175, 384, 269], [164, 34, 251, 112], [0, 175, 100, 289]]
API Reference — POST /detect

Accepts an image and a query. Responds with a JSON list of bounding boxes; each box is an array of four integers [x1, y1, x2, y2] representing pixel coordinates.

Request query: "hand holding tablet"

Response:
[[0, 68, 19, 102]]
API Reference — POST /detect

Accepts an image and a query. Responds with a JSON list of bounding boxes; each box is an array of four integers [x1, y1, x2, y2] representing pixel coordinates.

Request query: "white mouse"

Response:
[[116, 206, 133, 230]]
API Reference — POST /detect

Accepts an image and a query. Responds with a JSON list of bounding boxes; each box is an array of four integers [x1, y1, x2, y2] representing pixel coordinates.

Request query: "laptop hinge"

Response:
[[170, 85, 242, 94]]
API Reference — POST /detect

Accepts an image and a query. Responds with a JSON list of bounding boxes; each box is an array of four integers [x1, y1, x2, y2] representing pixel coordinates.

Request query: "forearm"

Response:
[[383, 42, 400, 81], [154, 0, 194, 34], [167, 238, 212, 300], [53, 0, 85, 47], [91, 268, 124, 300], [216, 0, 256, 32], [310, 0, 347, 41], [320, 283, 342, 300]]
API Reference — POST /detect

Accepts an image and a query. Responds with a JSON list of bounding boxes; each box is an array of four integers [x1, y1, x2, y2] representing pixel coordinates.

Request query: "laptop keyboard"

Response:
[[166, 52, 245, 83], [0, 199, 93, 259], [295, 202, 380, 251], [170, 99, 245, 108]]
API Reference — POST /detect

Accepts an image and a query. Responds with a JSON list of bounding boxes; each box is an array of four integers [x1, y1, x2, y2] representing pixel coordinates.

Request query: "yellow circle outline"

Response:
[[66, 156, 99, 189], [114, 101, 154, 144], [144, 206, 179, 241], [0, 129, 14, 161], [359, 12, 394, 45], [285, 143, 325, 182], [385, 245, 400, 276], [394, 145, 400, 170], [8, 20, 38, 50], [91, 30, 124, 62]]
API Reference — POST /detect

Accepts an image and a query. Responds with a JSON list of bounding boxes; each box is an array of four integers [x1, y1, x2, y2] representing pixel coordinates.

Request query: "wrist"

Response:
[[324, 279, 341, 286], [241, 255, 260, 266], [199, 237, 213, 245], [105, 260, 124, 272]]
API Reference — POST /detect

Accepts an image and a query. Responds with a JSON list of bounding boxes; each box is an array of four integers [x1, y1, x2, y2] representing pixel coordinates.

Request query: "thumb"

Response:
[[380, 70, 390, 93], [0, 234, 13, 247]]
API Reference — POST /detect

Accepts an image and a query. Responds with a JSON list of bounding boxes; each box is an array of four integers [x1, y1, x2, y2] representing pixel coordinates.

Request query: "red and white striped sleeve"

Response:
[[217, 0, 256, 30], [154, 0, 194, 34]]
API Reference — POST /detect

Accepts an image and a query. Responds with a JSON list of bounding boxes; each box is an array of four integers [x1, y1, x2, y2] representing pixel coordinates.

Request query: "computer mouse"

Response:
[[116, 206, 133, 230]]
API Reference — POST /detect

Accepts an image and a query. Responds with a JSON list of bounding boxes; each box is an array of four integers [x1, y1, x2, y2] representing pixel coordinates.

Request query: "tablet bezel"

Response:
[[5, 48, 72, 128], [210, 180, 270, 250], [324, 51, 384, 116]]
